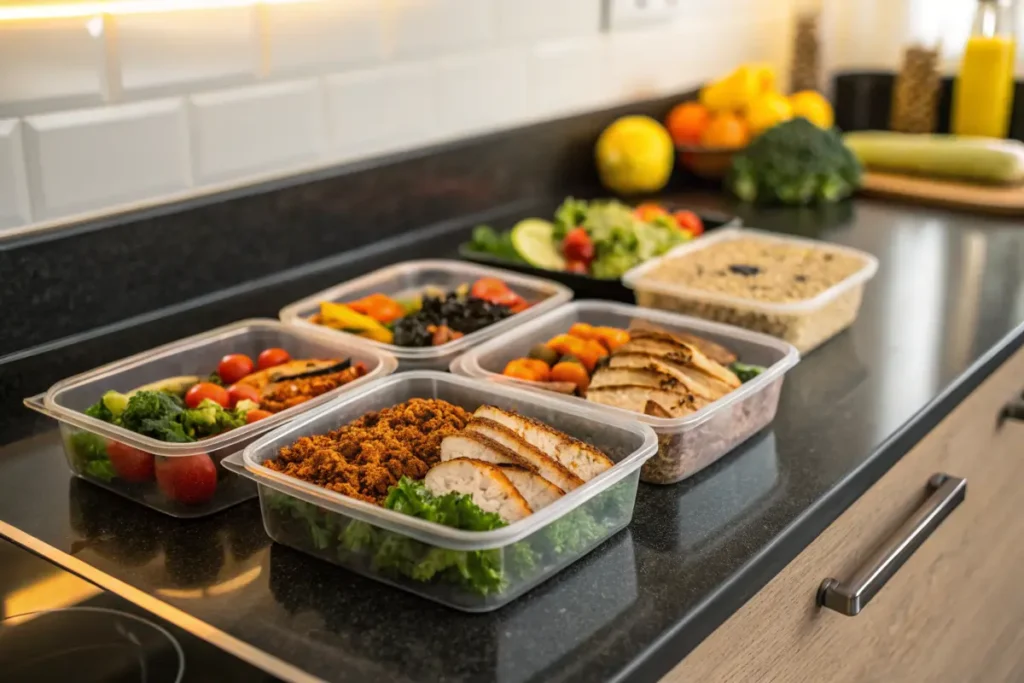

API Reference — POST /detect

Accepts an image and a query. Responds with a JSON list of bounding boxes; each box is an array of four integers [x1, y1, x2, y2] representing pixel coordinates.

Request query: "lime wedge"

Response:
[[511, 219, 566, 271]]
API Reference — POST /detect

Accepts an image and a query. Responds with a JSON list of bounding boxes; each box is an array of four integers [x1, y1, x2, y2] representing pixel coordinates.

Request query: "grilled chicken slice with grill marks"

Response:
[[472, 406, 614, 482], [424, 458, 532, 522], [498, 465, 564, 510], [464, 417, 583, 491]]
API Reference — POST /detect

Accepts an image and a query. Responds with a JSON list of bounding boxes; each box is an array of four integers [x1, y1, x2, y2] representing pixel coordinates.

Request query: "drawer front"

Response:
[[665, 345, 1024, 683]]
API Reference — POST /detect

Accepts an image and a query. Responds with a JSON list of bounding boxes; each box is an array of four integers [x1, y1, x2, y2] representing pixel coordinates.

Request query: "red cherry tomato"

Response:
[[257, 347, 291, 370], [562, 228, 594, 265], [184, 382, 230, 409], [155, 454, 218, 505], [245, 409, 274, 424], [217, 354, 254, 385], [106, 441, 155, 483], [672, 210, 704, 236], [469, 277, 525, 309], [227, 383, 261, 408], [565, 260, 589, 274]]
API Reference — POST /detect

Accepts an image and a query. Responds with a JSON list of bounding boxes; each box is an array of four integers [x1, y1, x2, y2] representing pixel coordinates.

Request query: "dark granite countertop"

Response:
[[2, 196, 1024, 683]]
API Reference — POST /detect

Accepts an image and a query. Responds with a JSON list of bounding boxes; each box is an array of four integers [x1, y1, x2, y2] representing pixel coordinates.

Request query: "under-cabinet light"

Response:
[[0, 0, 317, 21]]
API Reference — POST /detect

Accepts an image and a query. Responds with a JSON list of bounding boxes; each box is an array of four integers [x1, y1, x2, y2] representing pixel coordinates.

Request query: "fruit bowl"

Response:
[[677, 144, 746, 180]]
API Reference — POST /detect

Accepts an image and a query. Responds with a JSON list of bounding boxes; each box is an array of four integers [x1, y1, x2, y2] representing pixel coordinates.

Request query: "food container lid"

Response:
[[621, 227, 879, 315], [223, 371, 658, 551], [34, 319, 398, 457], [278, 259, 573, 360], [450, 300, 800, 432]]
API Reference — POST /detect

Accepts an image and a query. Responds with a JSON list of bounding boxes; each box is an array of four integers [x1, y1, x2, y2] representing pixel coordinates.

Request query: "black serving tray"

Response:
[[459, 208, 740, 302]]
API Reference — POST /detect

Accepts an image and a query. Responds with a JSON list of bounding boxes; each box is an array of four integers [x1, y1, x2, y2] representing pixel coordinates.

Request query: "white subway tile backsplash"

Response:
[[114, 8, 259, 97], [436, 49, 530, 137], [189, 79, 326, 185], [325, 62, 436, 160], [0, 121, 31, 230], [0, 18, 106, 117], [387, 0, 495, 58], [606, 28, 675, 102], [265, 0, 386, 75], [529, 38, 609, 118], [497, 0, 601, 43], [23, 100, 191, 220]]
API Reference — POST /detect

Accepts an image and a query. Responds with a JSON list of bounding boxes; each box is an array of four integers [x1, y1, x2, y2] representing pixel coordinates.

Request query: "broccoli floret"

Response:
[[727, 118, 862, 206], [120, 390, 192, 442]]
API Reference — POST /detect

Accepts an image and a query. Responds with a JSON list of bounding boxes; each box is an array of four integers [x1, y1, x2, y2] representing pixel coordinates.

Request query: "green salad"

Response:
[[468, 197, 696, 280], [85, 389, 256, 443], [266, 476, 633, 596]]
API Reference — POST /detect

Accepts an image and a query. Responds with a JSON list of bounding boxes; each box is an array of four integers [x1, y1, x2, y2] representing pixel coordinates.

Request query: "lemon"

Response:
[[595, 116, 674, 195], [789, 90, 835, 129], [746, 92, 793, 137]]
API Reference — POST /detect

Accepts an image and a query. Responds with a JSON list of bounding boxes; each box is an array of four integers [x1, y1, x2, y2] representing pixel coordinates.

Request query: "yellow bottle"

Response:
[[951, 0, 1017, 138]]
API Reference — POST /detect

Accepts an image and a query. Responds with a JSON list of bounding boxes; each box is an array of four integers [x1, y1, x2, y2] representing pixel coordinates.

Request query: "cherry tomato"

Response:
[[257, 347, 291, 370], [470, 277, 525, 309], [185, 382, 230, 409], [217, 354, 254, 385], [106, 441, 155, 483], [155, 454, 218, 505], [672, 210, 704, 236], [227, 383, 261, 408], [562, 228, 594, 265], [565, 260, 589, 274], [245, 409, 274, 424], [634, 202, 668, 222]]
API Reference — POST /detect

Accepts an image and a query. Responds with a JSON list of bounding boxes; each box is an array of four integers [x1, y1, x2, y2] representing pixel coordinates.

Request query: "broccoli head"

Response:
[[727, 117, 862, 206]]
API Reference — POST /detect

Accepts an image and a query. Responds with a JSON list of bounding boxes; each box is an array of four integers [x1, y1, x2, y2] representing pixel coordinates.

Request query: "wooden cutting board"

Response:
[[860, 171, 1024, 215]]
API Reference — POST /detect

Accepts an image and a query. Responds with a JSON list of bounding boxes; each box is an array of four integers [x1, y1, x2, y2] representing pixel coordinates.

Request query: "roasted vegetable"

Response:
[[728, 117, 861, 205]]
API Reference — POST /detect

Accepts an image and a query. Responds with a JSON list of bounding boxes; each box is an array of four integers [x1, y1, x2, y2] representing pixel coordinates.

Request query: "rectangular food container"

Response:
[[622, 228, 879, 354], [279, 259, 573, 370], [24, 319, 398, 518], [450, 301, 799, 485], [221, 371, 657, 612]]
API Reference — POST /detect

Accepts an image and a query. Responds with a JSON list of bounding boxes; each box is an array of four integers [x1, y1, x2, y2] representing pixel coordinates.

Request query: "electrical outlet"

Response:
[[603, 0, 681, 32]]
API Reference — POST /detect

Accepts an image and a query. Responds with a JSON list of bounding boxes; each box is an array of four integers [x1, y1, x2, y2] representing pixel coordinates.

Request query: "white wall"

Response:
[[0, 0, 795, 239]]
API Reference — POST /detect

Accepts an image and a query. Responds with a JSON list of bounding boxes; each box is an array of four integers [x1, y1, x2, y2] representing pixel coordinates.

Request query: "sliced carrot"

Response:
[[551, 361, 590, 393], [568, 323, 596, 340]]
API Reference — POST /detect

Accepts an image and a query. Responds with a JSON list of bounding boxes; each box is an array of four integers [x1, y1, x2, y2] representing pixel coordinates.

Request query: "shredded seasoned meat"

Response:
[[265, 398, 471, 504], [260, 363, 367, 413]]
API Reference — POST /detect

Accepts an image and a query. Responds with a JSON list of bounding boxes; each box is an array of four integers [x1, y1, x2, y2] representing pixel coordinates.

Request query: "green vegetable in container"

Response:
[[730, 362, 767, 383], [728, 118, 862, 206], [468, 225, 526, 264], [68, 432, 117, 482]]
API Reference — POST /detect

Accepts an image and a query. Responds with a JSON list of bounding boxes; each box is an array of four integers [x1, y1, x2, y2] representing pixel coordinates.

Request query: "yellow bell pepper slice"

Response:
[[318, 301, 394, 344]]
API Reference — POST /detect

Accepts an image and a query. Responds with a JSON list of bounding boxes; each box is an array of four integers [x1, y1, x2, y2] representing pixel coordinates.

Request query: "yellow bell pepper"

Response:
[[318, 301, 394, 344]]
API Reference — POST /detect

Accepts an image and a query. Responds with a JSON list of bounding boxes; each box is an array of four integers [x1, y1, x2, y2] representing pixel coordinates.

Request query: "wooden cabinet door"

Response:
[[664, 347, 1024, 683]]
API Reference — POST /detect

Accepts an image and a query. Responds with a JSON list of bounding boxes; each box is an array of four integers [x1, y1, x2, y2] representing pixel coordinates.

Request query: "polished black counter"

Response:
[[1, 196, 1024, 683]]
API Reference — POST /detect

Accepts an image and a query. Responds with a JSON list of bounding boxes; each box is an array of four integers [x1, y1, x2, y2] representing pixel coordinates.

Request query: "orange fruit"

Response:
[[700, 112, 750, 149], [666, 101, 710, 146]]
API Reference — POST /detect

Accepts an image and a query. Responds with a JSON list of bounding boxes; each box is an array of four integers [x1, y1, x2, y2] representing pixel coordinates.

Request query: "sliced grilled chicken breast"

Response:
[[498, 465, 564, 510], [465, 417, 583, 491], [609, 352, 730, 401], [620, 334, 740, 389], [587, 385, 699, 418], [627, 323, 738, 366], [424, 458, 532, 522], [589, 366, 688, 392], [440, 432, 537, 471], [473, 406, 614, 482]]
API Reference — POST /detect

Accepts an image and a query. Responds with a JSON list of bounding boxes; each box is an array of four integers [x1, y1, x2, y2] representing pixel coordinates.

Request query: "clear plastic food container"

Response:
[[24, 319, 398, 518], [451, 301, 799, 485], [622, 228, 879, 354], [221, 371, 657, 612], [278, 259, 573, 370]]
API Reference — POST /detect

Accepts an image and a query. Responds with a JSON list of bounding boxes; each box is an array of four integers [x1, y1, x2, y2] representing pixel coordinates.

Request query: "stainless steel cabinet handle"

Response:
[[817, 474, 966, 616], [1000, 397, 1024, 423]]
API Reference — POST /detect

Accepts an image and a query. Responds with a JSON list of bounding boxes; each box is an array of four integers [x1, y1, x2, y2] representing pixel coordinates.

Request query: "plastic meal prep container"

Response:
[[450, 301, 799, 485], [278, 259, 573, 370], [24, 319, 398, 518], [221, 371, 657, 612], [621, 228, 879, 354]]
